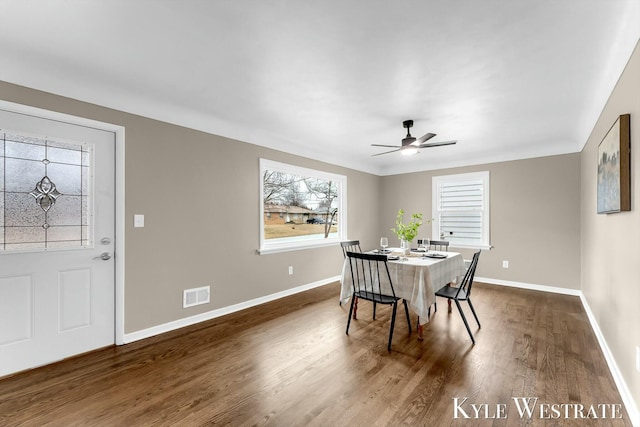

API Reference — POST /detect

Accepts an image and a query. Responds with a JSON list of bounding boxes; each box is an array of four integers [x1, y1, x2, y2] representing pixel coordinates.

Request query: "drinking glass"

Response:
[[380, 237, 388, 253]]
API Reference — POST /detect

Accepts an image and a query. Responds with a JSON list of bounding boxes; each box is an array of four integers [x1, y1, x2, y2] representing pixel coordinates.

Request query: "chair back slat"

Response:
[[346, 251, 396, 300], [340, 240, 362, 258], [456, 250, 481, 298]]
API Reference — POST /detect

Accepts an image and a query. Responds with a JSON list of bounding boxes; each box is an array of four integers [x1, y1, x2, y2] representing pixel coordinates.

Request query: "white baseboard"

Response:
[[123, 275, 340, 344], [474, 276, 581, 296], [476, 276, 638, 426], [580, 294, 639, 427]]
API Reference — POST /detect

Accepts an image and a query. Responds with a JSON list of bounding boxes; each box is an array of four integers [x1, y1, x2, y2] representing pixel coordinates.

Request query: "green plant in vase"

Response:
[[391, 209, 424, 254]]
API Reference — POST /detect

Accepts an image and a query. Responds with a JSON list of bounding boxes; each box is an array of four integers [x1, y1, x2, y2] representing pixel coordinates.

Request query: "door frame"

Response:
[[0, 100, 126, 345]]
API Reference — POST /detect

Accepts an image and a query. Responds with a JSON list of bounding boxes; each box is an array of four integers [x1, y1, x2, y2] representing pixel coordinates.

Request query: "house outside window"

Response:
[[432, 171, 490, 249], [260, 159, 347, 254]]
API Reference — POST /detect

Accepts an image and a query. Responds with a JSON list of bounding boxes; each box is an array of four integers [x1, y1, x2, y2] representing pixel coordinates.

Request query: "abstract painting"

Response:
[[597, 114, 630, 214]]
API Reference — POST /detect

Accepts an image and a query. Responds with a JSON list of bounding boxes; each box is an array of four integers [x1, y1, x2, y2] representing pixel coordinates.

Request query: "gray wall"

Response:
[[380, 154, 581, 289], [122, 119, 381, 332], [580, 41, 640, 411]]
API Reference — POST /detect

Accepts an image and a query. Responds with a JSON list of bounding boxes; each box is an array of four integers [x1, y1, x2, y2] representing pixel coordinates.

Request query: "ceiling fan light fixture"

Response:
[[401, 146, 418, 156]]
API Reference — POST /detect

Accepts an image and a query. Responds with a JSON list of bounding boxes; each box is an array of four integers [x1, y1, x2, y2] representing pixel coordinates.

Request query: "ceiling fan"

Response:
[[372, 120, 457, 156]]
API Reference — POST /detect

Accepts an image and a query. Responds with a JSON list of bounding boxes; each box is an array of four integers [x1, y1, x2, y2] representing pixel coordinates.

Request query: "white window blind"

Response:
[[432, 172, 490, 249]]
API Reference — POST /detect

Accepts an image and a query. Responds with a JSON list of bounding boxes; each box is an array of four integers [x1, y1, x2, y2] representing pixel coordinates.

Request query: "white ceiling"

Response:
[[1, 1, 639, 175]]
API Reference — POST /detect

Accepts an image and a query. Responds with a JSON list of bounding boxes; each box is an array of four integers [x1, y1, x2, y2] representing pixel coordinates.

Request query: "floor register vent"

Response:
[[183, 286, 210, 308]]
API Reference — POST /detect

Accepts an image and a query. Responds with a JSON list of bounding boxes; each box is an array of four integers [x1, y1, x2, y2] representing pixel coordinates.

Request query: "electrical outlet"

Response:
[[502, 260, 509, 269], [288, 266, 293, 275]]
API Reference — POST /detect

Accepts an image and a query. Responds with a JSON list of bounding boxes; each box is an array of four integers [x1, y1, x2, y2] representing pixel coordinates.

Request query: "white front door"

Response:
[[0, 106, 115, 377]]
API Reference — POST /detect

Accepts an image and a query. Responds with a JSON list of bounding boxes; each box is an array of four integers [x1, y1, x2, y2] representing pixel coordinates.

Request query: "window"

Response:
[[1, 131, 92, 252], [260, 159, 347, 254], [432, 171, 490, 249]]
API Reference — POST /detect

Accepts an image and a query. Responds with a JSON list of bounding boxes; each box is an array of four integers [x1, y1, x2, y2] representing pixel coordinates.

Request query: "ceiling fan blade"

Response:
[[371, 144, 402, 148], [372, 148, 401, 156], [417, 140, 457, 148], [416, 132, 437, 144]]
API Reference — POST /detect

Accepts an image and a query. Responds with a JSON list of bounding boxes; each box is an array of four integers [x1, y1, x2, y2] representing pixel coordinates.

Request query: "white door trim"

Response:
[[0, 100, 126, 345]]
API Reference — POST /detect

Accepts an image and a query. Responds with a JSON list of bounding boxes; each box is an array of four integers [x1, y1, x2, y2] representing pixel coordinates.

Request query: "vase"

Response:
[[400, 239, 411, 256]]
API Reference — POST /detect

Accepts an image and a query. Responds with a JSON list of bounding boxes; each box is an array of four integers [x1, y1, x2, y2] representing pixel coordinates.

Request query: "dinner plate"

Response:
[[424, 253, 447, 259]]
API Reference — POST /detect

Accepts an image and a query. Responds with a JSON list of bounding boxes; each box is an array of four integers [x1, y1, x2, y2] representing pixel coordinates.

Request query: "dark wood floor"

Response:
[[0, 282, 631, 426]]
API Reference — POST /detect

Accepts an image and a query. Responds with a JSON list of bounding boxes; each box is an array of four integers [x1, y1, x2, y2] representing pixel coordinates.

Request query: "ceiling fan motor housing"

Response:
[[402, 136, 417, 147]]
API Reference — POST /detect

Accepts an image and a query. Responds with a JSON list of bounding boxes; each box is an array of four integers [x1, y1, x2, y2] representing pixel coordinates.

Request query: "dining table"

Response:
[[340, 248, 466, 339]]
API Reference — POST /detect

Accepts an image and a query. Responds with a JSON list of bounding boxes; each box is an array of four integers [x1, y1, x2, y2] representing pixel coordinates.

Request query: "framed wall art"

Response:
[[597, 113, 630, 214]]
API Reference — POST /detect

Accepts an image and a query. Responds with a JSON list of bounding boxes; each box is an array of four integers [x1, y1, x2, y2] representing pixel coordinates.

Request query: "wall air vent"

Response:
[[183, 286, 210, 308]]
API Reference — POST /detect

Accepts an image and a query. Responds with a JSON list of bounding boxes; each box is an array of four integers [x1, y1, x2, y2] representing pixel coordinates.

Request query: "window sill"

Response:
[[258, 239, 339, 255], [448, 243, 493, 251]]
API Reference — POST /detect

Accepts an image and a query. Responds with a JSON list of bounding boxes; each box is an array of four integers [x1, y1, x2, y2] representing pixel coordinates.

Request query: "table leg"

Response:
[[417, 317, 424, 341], [352, 296, 358, 320], [447, 282, 453, 313]]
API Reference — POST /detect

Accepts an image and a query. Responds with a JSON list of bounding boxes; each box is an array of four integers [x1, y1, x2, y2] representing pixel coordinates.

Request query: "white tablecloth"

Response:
[[340, 251, 466, 325]]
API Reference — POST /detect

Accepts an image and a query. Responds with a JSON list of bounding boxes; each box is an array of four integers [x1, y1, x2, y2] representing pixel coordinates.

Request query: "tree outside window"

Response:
[[260, 159, 347, 254]]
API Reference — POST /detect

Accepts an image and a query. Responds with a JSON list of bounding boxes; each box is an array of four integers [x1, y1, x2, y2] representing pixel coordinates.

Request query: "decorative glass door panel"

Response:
[[0, 132, 92, 251]]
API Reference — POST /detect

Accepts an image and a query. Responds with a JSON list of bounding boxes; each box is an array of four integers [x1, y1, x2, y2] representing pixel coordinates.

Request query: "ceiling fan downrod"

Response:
[[403, 119, 414, 137]]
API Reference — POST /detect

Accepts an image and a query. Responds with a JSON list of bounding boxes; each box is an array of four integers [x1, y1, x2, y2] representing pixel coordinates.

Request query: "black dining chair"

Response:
[[432, 250, 481, 344], [429, 239, 450, 251], [340, 240, 362, 258], [340, 240, 362, 306], [345, 251, 411, 351]]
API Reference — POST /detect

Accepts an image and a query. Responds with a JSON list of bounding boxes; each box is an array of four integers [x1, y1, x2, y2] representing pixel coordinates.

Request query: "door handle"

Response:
[[93, 252, 112, 261]]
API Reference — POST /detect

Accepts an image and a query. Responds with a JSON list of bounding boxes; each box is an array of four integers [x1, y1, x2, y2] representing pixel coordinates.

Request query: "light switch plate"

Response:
[[134, 214, 145, 228]]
